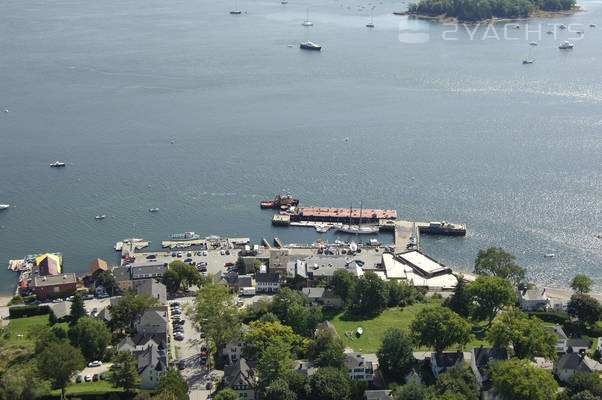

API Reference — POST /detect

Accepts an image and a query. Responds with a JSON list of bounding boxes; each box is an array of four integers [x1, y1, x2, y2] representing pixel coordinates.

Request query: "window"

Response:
[[53, 287, 60, 293]]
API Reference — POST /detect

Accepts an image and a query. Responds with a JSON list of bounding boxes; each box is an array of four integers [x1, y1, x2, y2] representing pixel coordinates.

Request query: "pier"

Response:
[[393, 220, 467, 252]]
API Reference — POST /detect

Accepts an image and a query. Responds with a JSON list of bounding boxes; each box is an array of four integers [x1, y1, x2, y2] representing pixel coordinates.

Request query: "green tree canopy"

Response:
[[191, 283, 241, 366], [243, 320, 302, 360], [310, 367, 352, 400], [431, 366, 480, 400], [311, 328, 346, 369], [169, 261, 203, 290], [109, 290, 158, 331], [37, 342, 85, 400], [154, 367, 189, 400], [98, 270, 119, 296], [567, 293, 601, 327], [0, 360, 51, 400], [235, 256, 247, 275], [332, 269, 356, 305], [265, 377, 297, 400], [161, 269, 181, 294], [214, 389, 239, 400], [466, 276, 517, 327], [569, 274, 593, 294], [490, 359, 558, 400], [68, 316, 112, 361], [486, 308, 557, 360], [474, 247, 526, 285], [566, 372, 602, 397], [376, 328, 414, 380], [257, 339, 293, 388], [70, 292, 86, 325], [270, 287, 323, 337], [108, 351, 141, 392], [394, 382, 429, 400], [410, 306, 471, 352], [350, 271, 388, 317], [444, 275, 471, 318]]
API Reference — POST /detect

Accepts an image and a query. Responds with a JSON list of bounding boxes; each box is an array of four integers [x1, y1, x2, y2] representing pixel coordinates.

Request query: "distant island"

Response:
[[397, 0, 578, 23]]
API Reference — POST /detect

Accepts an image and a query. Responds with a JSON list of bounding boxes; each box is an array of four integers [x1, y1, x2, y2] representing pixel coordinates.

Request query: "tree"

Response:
[[235, 256, 247, 275], [410, 306, 471, 352], [394, 382, 429, 400], [474, 247, 526, 285], [0, 360, 51, 400], [69, 316, 112, 360], [271, 288, 322, 337], [444, 275, 471, 318], [161, 269, 181, 294], [109, 290, 158, 331], [191, 283, 241, 366], [154, 368, 189, 400], [332, 269, 355, 305], [310, 367, 352, 400], [570, 274, 593, 294], [490, 359, 558, 400], [169, 261, 203, 290], [70, 292, 86, 324], [350, 272, 388, 317], [98, 270, 119, 296], [466, 276, 517, 327], [37, 342, 85, 400], [486, 308, 556, 360], [431, 367, 480, 400], [214, 389, 239, 400], [376, 328, 414, 380], [257, 339, 293, 387], [265, 377, 297, 400], [244, 320, 301, 360], [108, 351, 141, 392], [570, 391, 598, 400], [567, 293, 601, 327], [566, 372, 602, 397], [310, 328, 346, 369]]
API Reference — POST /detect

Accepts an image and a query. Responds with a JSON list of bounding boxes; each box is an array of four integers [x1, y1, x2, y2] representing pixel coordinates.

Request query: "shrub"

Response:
[[526, 311, 569, 325], [8, 305, 51, 318]]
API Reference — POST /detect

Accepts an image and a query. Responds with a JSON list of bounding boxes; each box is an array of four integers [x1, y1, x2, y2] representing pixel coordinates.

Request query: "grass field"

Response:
[[50, 381, 125, 397], [330, 301, 488, 353]]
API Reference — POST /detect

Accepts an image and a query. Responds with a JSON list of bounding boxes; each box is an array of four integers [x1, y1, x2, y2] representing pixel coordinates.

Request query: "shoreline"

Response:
[[393, 7, 583, 25]]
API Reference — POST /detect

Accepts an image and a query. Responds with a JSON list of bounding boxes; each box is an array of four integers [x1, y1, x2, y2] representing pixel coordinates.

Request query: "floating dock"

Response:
[[394, 220, 466, 251]]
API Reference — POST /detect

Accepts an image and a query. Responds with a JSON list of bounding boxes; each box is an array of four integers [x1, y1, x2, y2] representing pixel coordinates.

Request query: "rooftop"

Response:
[[33, 273, 77, 287], [398, 250, 450, 276], [297, 207, 397, 220]]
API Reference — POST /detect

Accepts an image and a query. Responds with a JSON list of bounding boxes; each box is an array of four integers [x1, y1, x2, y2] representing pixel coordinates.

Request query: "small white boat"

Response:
[[559, 41, 574, 49], [114, 241, 123, 251], [315, 224, 330, 233], [0, 204, 10, 210], [95, 215, 106, 220], [544, 253, 555, 258], [522, 58, 535, 64], [302, 8, 313, 26], [349, 241, 358, 252], [230, 10, 242, 14], [50, 161, 66, 167], [149, 208, 160, 212], [366, 14, 374, 28], [300, 41, 321, 50]]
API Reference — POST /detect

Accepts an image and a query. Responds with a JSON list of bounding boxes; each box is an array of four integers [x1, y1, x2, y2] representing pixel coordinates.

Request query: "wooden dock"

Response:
[[394, 220, 466, 252]]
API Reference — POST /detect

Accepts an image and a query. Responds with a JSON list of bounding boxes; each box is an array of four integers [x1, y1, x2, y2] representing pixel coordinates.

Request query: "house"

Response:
[[96, 306, 111, 322], [33, 273, 77, 299], [36, 254, 62, 276], [135, 306, 168, 346], [134, 279, 167, 304], [471, 347, 508, 388], [268, 249, 289, 276], [549, 297, 569, 312], [344, 352, 374, 381], [223, 358, 256, 399], [431, 351, 465, 378], [117, 333, 166, 353], [302, 287, 343, 308], [136, 344, 168, 389], [554, 353, 602, 383], [293, 360, 318, 376], [255, 273, 280, 293], [48, 301, 71, 320], [219, 272, 255, 291], [365, 390, 393, 400], [223, 324, 250, 365], [302, 255, 363, 282], [113, 266, 133, 291], [544, 326, 590, 354], [518, 288, 549, 311], [131, 264, 168, 280], [90, 258, 108, 276]]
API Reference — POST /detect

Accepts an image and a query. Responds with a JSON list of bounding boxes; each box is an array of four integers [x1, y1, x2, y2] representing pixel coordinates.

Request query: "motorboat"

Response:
[[50, 161, 66, 167], [590, 24, 597, 28], [522, 59, 535, 64], [336, 225, 379, 234], [230, 10, 242, 14], [315, 224, 330, 233], [281, 0, 288, 3], [349, 241, 358, 252], [95, 215, 106, 220], [559, 41, 574, 49], [546, 30, 553, 34], [114, 241, 123, 251], [366, 14, 374, 28], [369, 238, 381, 246], [300, 41, 321, 50], [170, 232, 201, 241], [544, 253, 555, 258], [559, 24, 567, 30], [302, 8, 313, 26], [0, 204, 9, 210], [529, 41, 537, 46], [149, 208, 160, 212]]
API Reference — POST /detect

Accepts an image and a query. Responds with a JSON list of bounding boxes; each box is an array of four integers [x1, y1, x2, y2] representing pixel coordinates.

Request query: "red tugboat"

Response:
[[260, 192, 299, 209]]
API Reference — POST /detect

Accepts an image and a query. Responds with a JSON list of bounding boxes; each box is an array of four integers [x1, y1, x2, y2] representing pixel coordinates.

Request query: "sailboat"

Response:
[[230, 0, 242, 14], [366, 12, 375, 28], [522, 45, 535, 64], [302, 8, 313, 26], [336, 201, 379, 234]]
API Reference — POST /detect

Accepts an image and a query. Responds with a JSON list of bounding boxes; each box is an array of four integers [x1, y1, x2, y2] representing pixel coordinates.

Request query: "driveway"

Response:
[[75, 362, 113, 382]]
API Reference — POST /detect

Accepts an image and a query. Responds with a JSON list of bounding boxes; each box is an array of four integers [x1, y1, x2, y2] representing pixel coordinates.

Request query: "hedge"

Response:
[[526, 311, 570, 324], [9, 305, 51, 318]]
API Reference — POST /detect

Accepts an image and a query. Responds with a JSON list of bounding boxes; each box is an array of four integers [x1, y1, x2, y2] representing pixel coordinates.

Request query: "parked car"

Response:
[[203, 251, 207, 256], [177, 252, 182, 258], [220, 250, 225, 255], [146, 254, 157, 259], [206, 382, 213, 390], [93, 374, 98, 382], [174, 334, 184, 341], [226, 250, 230, 255], [88, 361, 102, 367], [184, 258, 193, 263], [201, 344, 208, 352], [84, 375, 92, 382], [174, 327, 184, 333], [97, 293, 109, 299], [178, 360, 186, 370], [172, 310, 181, 315], [76, 375, 82, 383], [100, 373, 106, 380], [225, 262, 235, 267], [172, 251, 177, 257], [171, 302, 180, 307]]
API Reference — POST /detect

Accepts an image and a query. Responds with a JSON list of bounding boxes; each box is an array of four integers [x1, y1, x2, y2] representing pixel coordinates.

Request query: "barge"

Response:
[[260, 193, 299, 209]]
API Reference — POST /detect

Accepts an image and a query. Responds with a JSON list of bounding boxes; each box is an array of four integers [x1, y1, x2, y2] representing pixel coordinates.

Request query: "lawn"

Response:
[[50, 380, 125, 397], [330, 301, 488, 353]]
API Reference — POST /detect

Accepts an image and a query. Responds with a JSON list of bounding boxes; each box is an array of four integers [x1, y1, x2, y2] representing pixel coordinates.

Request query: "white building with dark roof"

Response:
[[382, 252, 457, 290], [344, 352, 374, 382], [431, 351, 465, 378], [518, 287, 549, 311], [554, 353, 602, 383], [255, 272, 280, 293]]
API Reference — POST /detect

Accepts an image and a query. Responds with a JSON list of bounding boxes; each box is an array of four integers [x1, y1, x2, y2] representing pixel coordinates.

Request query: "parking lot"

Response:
[[133, 248, 239, 277]]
